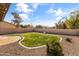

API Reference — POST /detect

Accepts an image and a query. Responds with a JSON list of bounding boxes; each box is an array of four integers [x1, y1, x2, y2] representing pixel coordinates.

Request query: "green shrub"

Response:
[[47, 40, 63, 56]]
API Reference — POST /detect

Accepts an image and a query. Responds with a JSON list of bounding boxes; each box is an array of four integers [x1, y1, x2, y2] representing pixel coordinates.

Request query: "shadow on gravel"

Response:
[[65, 38, 73, 43]]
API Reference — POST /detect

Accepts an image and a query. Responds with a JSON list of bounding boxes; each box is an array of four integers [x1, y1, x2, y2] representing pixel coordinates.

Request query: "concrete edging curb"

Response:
[[18, 36, 47, 49], [60, 37, 62, 42]]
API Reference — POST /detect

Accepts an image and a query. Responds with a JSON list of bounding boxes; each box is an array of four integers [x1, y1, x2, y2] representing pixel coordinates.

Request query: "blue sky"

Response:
[[4, 3, 79, 27]]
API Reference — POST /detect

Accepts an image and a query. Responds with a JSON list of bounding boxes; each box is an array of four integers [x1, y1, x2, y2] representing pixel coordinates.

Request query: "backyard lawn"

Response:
[[20, 33, 60, 47]]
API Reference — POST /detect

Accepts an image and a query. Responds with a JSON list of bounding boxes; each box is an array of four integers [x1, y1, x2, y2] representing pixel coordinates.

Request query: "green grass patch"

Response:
[[20, 32, 60, 47]]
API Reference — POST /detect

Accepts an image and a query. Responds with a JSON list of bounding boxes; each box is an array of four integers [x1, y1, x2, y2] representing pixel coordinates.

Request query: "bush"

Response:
[[47, 40, 63, 56]]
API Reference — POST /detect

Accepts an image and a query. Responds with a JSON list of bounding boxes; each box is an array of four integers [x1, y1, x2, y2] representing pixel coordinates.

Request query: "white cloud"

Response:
[[19, 14, 30, 20], [55, 8, 63, 16], [56, 16, 62, 20], [47, 8, 69, 21], [47, 8, 56, 14], [16, 3, 33, 13], [15, 3, 34, 21], [32, 3, 39, 9], [48, 8, 66, 16]]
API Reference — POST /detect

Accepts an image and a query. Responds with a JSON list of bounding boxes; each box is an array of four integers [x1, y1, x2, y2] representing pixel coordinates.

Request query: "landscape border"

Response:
[[18, 34, 62, 49]]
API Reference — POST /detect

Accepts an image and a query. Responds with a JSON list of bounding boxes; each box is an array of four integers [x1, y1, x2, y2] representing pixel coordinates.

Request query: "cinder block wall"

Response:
[[34, 28, 79, 36], [0, 28, 79, 36]]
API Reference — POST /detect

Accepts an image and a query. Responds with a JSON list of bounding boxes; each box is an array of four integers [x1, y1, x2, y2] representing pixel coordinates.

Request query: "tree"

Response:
[[69, 10, 79, 29], [64, 16, 74, 29], [55, 20, 65, 29], [55, 10, 79, 29], [35, 25, 43, 28], [12, 12, 23, 27]]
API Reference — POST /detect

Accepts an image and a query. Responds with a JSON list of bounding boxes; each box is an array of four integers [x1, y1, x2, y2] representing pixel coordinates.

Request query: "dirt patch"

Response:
[[0, 36, 19, 46]]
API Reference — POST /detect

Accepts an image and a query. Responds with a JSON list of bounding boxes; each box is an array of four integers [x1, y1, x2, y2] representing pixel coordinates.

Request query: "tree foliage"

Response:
[[55, 10, 79, 29], [12, 12, 23, 27], [35, 25, 43, 28]]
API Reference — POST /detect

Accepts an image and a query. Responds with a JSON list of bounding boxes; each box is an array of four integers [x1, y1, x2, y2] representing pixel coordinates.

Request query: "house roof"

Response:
[[0, 3, 11, 21]]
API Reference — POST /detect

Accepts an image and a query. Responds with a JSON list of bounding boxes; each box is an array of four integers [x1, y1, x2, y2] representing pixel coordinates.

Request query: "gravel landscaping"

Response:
[[59, 35, 79, 56], [0, 33, 79, 56]]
